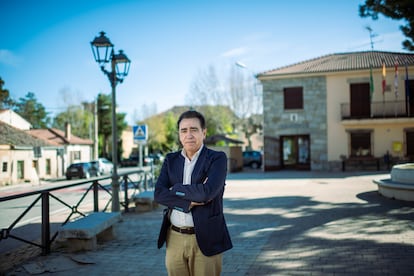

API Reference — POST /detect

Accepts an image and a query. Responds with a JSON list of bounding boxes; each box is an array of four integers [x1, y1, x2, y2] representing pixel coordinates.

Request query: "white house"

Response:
[[0, 109, 32, 130], [0, 121, 56, 185], [28, 123, 94, 176], [0, 111, 93, 186]]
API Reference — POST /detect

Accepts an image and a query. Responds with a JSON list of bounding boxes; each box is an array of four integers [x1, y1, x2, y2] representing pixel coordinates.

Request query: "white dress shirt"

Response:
[[169, 145, 203, 227]]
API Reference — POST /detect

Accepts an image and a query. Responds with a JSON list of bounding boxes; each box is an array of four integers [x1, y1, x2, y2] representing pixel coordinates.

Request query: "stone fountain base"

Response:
[[373, 163, 414, 202]]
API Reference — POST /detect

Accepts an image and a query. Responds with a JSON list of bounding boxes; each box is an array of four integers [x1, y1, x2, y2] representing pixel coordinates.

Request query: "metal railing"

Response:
[[0, 169, 155, 255], [341, 100, 413, 119]]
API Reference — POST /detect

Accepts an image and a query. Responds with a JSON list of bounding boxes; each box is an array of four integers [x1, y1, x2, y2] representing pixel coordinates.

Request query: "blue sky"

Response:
[[0, 0, 409, 124]]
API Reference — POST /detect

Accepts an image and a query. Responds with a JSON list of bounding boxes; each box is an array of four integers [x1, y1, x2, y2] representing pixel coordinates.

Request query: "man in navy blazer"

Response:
[[155, 110, 232, 276]]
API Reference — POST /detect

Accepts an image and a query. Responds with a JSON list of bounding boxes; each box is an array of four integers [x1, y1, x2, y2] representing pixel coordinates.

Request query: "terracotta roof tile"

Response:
[[258, 51, 414, 77], [0, 121, 49, 147], [27, 128, 93, 146]]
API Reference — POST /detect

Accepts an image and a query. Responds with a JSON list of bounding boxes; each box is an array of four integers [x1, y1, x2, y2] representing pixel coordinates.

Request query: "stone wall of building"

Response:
[[262, 76, 329, 170]]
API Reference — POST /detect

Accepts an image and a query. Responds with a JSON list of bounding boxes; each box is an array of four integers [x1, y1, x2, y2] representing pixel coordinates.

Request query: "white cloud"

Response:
[[0, 49, 22, 67]]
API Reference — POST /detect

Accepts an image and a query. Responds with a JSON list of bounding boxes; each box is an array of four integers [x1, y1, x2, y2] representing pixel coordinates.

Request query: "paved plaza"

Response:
[[3, 171, 414, 275]]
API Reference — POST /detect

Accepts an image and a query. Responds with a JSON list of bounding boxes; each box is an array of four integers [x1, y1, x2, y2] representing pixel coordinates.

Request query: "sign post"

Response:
[[133, 125, 148, 167]]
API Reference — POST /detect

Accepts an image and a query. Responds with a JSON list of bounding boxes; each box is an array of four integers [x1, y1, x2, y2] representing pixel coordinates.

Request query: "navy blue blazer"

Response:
[[154, 146, 233, 256]]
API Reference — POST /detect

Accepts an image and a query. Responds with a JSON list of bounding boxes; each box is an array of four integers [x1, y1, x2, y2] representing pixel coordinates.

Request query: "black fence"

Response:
[[0, 169, 154, 255]]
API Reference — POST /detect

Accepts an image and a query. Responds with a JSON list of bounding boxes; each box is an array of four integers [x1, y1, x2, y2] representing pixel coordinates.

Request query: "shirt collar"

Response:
[[181, 144, 204, 161]]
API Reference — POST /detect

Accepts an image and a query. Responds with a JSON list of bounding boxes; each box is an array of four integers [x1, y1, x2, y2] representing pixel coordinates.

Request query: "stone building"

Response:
[[257, 51, 414, 171]]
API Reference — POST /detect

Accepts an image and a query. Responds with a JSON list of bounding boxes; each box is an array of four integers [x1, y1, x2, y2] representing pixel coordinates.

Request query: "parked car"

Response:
[[91, 158, 113, 175], [65, 162, 98, 180], [121, 153, 164, 167], [243, 150, 262, 169], [120, 156, 138, 167], [144, 153, 165, 165]]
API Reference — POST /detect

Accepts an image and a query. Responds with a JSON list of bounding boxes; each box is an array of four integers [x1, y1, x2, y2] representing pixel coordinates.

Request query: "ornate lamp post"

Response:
[[91, 31, 131, 212]]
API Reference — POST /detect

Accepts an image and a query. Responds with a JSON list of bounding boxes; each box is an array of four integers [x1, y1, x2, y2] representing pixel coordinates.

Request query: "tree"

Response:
[[132, 102, 158, 122], [186, 65, 238, 136], [242, 115, 262, 150], [52, 87, 95, 139], [96, 93, 127, 161], [53, 105, 93, 139], [359, 0, 414, 51], [228, 65, 262, 119], [14, 92, 50, 128], [163, 112, 179, 152], [115, 110, 128, 161], [187, 65, 223, 106], [229, 66, 263, 150], [142, 111, 179, 154], [97, 93, 113, 158], [0, 78, 15, 109], [198, 105, 234, 137], [186, 63, 263, 149], [140, 105, 236, 154], [51, 92, 127, 161]]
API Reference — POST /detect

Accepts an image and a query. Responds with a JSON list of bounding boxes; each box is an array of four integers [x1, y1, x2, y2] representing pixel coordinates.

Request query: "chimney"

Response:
[[65, 122, 71, 141]]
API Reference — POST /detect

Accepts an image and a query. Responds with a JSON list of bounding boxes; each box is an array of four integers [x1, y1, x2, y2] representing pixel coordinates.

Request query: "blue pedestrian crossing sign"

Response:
[[133, 125, 148, 143]]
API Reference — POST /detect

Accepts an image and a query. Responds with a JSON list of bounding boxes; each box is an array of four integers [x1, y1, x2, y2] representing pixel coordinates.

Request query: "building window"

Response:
[[284, 87, 303, 110], [350, 131, 372, 157], [32, 160, 38, 173], [71, 151, 81, 161], [2, 162, 7, 172], [46, 159, 51, 175]]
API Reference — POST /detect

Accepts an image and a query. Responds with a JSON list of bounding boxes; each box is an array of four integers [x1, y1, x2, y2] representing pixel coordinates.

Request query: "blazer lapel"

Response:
[[172, 153, 185, 184], [191, 147, 208, 184]]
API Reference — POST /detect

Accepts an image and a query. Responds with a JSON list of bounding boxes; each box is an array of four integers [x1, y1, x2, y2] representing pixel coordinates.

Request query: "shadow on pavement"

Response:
[[223, 189, 414, 275]]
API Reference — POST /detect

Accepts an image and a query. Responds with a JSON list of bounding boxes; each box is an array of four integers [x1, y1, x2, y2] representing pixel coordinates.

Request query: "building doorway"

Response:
[[280, 135, 310, 170], [406, 130, 414, 160], [17, 160, 24, 180], [407, 80, 414, 117]]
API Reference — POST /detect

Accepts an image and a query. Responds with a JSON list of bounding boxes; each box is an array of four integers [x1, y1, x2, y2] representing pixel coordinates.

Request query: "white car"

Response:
[[91, 158, 113, 175]]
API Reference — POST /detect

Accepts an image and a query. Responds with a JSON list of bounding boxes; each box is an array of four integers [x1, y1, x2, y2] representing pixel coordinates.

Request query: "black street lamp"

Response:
[[91, 31, 131, 212]]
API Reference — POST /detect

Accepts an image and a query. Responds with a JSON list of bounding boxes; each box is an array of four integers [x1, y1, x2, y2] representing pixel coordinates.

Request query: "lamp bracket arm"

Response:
[[100, 67, 122, 87]]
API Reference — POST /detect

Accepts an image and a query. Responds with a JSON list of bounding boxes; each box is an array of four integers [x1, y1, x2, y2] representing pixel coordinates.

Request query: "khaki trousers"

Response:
[[165, 228, 222, 276]]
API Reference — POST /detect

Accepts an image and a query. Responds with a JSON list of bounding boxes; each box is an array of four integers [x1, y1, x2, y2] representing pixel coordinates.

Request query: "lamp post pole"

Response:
[[94, 97, 99, 160], [91, 32, 130, 212], [110, 57, 119, 212]]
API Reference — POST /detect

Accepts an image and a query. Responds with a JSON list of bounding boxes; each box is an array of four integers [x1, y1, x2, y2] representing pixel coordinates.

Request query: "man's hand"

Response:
[[189, 201, 205, 210]]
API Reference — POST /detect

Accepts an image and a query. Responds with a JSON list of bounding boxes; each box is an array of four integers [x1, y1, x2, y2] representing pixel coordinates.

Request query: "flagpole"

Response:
[[382, 59, 386, 117], [370, 62, 374, 117], [367, 26, 376, 118], [405, 59, 410, 117], [394, 57, 399, 117]]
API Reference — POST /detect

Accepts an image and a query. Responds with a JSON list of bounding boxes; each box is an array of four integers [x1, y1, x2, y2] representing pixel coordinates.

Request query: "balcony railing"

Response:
[[341, 100, 413, 120]]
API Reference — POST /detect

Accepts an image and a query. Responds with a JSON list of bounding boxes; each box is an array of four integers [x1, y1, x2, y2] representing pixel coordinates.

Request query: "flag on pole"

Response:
[[406, 59, 411, 116], [382, 60, 386, 94], [405, 60, 410, 98], [394, 57, 399, 99], [369, 63, 374, 100]]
